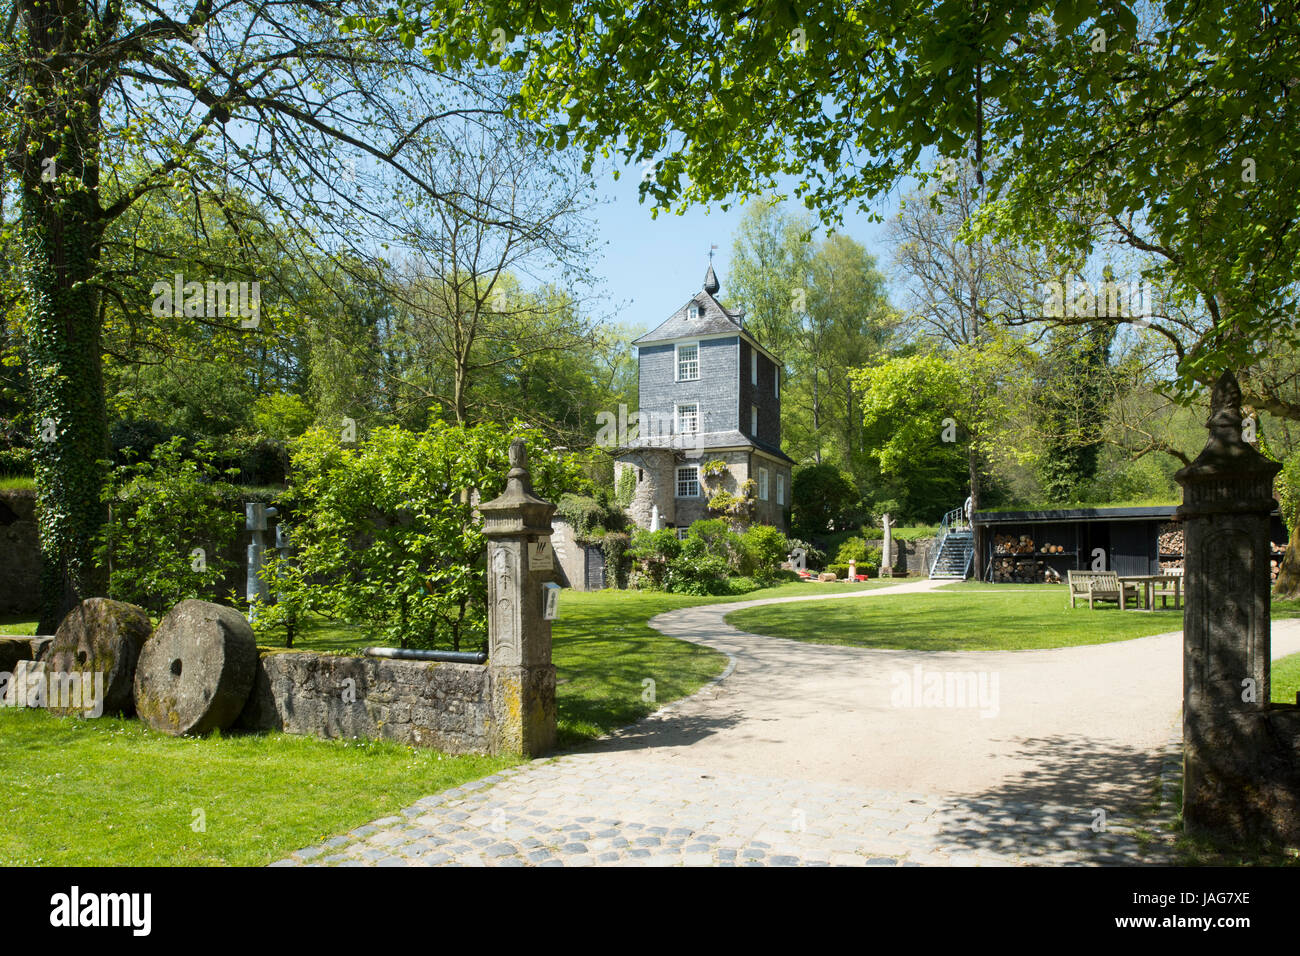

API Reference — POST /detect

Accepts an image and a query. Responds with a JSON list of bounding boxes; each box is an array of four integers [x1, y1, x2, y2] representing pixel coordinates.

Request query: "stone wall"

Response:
[[860, 537, 936, 576], [0, 490, 39, 616], [617, 448, 677, 529], [237, 651, 498, 754]]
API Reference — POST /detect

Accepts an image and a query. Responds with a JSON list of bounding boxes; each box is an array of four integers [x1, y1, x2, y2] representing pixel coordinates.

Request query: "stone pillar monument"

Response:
[[1175, 371, 1298, 843], [479, 439, 558, 757], [881, 514, 893, 578]]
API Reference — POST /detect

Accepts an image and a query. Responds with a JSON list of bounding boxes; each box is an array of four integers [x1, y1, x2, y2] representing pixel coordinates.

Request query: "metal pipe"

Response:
[[363, 647, 487, 665]]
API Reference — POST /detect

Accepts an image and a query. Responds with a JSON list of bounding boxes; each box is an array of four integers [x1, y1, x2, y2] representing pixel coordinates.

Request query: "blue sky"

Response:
[[586, 160, 914, 337]]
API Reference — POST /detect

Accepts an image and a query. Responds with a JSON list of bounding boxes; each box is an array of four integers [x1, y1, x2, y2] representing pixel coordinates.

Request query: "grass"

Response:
[[0, 578, 884, 865], [0, 615, 37, 636], [725, 581, 1190, 651], [0, 476, 35, 492], [0, 708, 517, 866]]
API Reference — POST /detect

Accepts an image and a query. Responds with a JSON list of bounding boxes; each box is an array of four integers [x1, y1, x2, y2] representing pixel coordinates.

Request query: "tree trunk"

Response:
[[19, 0, 110, 632], [1274, 519, 1300, 599]]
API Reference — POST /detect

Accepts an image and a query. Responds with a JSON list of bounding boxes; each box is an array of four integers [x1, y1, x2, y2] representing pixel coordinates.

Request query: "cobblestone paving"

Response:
[[274, 752, 1180, 867]]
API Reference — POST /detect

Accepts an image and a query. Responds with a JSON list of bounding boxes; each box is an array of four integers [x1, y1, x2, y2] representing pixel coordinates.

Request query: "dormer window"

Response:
[[688, 304, 700, 319]]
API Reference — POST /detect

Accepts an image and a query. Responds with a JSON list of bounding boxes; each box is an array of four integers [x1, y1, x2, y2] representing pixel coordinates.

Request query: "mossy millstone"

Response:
[[45, 598, 150, 716], [133, 600, 258, 736]]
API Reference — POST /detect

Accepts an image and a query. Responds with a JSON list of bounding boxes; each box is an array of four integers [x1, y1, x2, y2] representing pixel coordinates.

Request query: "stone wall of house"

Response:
[[237, 651, 496, 753], [0, 490, 40, 616], [617, 448, 677, 529]]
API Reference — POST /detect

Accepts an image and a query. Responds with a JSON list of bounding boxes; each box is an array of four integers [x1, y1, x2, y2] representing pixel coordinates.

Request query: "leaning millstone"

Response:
[[44, 598, 151, 717], [134, 600, 258, 735]]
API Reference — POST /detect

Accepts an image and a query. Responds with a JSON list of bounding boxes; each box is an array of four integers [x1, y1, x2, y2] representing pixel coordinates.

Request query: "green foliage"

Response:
[[556, 492, 625, 541], [615, 465, 637, 507], [0, 446, 32, 477], [253, 392, 314, 443], [382, 0, 1300, 392], [264, 420, 581, 650], [97, 437, 242, 618], [791, 462, 860, 536], [738, 524, 791, 585], [627, 519, 788, 593]]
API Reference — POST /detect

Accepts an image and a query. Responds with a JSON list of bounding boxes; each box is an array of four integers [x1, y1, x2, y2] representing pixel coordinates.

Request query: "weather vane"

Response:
[[708, 243, 718, 262]]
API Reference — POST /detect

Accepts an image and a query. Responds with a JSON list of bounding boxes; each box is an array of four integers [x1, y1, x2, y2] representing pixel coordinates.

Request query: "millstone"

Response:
[[133, 600, 258, 736], [44, 598, 151, 717]]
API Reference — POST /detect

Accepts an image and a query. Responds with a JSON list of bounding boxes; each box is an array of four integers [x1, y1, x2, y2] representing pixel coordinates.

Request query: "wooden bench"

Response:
[[1152, 568, 1183, 609], [1067, 570, 1123, 609]]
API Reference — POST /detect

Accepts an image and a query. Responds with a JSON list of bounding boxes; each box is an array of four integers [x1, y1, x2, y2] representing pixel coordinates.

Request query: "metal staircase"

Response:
[[929, 505, 975, 580]]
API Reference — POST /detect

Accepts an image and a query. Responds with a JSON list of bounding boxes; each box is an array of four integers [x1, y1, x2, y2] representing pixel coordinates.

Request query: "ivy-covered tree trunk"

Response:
[[17, 0, 110, 632]]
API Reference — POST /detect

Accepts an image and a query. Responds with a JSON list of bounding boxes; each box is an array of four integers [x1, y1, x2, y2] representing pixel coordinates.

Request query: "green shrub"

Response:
[[827, 564, 848, 579], [0, 446, 32, 477], [265, 420, 581, 651], [740, 524, 791, 584], [627, 528, 683, 590], [97, 436, 241, 618]]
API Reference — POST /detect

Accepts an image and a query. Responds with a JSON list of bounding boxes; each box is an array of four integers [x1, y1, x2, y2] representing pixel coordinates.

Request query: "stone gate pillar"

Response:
[[479, 439, 557, 756], [1175, 371, 1290, 842]]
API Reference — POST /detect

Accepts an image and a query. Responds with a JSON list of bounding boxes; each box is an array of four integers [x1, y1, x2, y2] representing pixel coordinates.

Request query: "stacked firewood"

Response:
[[990, 557, 1060, 583], [994, 534, 1035, 554], [1158, 527, 1185, 555], [1272, 542, 1287, 583]]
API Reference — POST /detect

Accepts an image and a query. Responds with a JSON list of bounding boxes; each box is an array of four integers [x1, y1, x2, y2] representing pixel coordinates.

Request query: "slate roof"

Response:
[[615, 429, 796, 465], [633, 291, 745, 345]]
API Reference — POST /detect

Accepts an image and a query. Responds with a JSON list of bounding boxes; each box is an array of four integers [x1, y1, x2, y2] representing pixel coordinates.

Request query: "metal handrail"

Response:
[[929, 505, 971, 576]]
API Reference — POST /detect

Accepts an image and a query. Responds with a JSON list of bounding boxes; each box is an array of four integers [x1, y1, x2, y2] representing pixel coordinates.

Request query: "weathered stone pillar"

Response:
[[1175, 371, 1295, 843], [479, 439, 557, 757], [881, 514, 893, 578]]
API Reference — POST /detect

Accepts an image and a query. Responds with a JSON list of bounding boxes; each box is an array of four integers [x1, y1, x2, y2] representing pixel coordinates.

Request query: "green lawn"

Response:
[[0, 578, 883, 865], [0, 708, 517, 865], [725, 581, 1192, 651]]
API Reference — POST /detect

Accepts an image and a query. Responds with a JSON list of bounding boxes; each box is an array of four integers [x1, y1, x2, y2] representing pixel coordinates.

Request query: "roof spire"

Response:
[[703, 257, 720, 295]]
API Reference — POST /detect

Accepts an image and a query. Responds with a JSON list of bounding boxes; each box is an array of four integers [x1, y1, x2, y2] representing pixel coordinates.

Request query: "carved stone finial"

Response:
[[1211, 370, 1242, 415], [509, 438, 527, 470]]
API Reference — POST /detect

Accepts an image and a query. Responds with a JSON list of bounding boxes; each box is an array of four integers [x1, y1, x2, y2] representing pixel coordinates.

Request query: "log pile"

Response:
[[1272, 542, 1287, 583], [1158, 526, 1185, 555], [992, 534, 1068, 555], [990, 557, 1062, 583]]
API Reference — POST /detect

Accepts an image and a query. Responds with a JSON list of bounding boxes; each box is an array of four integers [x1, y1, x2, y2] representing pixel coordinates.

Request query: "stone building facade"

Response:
[[614, 265, 794, 535]]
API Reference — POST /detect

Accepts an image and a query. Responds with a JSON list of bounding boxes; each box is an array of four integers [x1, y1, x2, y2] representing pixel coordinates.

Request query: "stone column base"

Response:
[[489, 664, 556, 756]]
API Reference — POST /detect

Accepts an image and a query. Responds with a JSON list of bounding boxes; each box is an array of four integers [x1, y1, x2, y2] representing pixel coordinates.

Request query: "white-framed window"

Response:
[[676, 527, 690, 540], [751, 405, 758, 435], [758, 467, 770, 501], [688, 304, 700, 319], [676, 464, 700, 498], [676, 342, 699, 381], [777, 474, 785, 506], [675, 402, 700, 434], [751, 350, 758, 385]]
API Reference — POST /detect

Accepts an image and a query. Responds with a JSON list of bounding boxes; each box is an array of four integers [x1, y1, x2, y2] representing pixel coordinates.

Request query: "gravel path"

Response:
[[276, 581, 1300, 867]]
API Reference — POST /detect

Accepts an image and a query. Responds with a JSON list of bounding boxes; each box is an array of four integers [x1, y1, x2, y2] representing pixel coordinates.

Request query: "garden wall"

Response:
[[0, 488, 262, 617], [0, 490, 40, 616], [860, 537, 936, 576], [237, 651, 498, 754]]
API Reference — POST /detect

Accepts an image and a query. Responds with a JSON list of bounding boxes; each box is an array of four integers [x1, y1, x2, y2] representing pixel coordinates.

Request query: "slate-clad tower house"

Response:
[[614, 264, 794, 533]]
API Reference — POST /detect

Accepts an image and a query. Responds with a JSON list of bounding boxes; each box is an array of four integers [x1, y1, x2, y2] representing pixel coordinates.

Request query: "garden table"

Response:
[[1116, 574, 1182, 612]]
